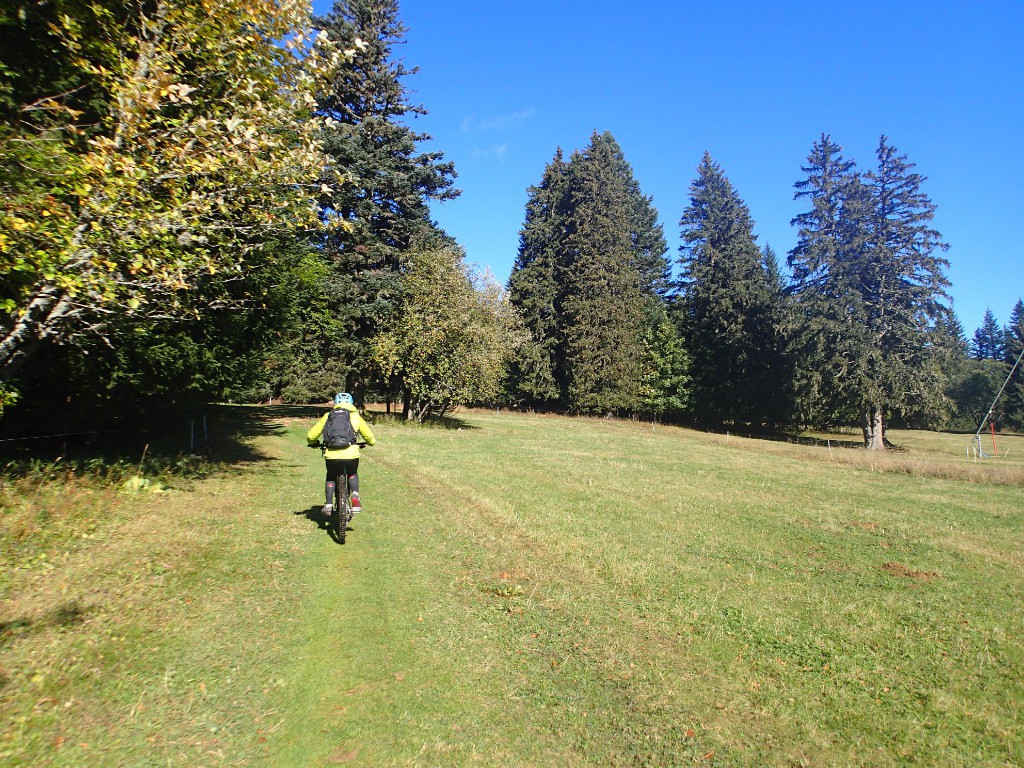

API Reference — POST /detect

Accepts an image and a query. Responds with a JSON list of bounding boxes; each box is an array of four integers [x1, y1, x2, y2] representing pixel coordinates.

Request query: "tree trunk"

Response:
[[0, 286, 70, 385], [862, 405, 885, 450]]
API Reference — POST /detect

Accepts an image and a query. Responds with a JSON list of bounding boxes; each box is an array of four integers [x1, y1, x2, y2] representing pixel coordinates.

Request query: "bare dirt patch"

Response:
[[881, 562, 939, 581]]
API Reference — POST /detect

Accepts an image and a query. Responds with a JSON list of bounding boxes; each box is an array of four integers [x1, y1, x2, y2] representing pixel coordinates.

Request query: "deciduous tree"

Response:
[[373, 242, 519, 422], [0, 0, 337, 411]]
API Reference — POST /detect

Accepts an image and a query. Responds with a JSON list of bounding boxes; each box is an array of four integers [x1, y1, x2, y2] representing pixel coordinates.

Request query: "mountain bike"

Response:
[[309, 442, 366, 544]]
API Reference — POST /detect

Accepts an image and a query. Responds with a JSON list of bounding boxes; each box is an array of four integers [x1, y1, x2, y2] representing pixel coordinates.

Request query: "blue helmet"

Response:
[[334, 392, 354, 406]]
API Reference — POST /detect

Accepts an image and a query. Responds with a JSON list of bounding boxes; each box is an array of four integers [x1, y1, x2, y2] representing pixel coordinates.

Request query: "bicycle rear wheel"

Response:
[[334, 474, 349, 544]]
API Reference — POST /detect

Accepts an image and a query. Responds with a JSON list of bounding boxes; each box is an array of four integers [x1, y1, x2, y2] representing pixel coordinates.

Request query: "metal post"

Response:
[[973, 346, 1024, 456]]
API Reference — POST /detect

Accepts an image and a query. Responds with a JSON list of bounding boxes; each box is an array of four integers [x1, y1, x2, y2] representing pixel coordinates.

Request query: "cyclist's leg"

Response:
[[342, 458, 361, 511], [324, 459, 344, 512]]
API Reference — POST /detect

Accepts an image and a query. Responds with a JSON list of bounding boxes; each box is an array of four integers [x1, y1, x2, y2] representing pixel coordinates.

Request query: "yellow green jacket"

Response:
[[307, 402, 376, 459]]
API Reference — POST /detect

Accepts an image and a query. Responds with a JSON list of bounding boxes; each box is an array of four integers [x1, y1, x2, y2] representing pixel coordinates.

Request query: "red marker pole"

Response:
[[991, 421, 998, 457]]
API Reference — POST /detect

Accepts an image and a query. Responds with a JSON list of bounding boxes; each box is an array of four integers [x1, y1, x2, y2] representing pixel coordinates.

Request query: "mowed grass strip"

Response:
[[1, 408, 1022, 767]]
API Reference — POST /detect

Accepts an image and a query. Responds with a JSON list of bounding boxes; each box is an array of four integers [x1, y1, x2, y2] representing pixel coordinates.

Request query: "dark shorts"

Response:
[[325, 458, 359, 482]]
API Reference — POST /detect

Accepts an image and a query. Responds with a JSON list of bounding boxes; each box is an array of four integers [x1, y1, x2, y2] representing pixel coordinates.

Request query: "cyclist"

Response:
[[307, 392, 376, 516]]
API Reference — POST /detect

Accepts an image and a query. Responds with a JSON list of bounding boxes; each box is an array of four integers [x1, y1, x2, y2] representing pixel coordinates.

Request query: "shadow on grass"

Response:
[[0, 402, 486, 487], [363, 409, 480, 430], [676, 424, 869, 452], [775, 433, 867, 451], [0, 403, 328, 482], [0, 601, 91, 650], [294, 503, 353, 546]]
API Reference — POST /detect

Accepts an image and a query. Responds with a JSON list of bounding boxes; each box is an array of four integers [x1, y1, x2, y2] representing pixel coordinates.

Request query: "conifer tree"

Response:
[[308, 0, 458, 400], [601, 136, 670, 303], [790, 135, 951, 448], [506, 132, 672, 415], [560, 132, 648, 414], [860, 136, 951, 444], [787, 134, 866, 427], [1002, 299, 1024, 429], [505, 150, 570, 409], [972, 308, 1005, 360], [677, 153, 785, 427], [944, 312, 971, 360], [758, 244, 796, 427]]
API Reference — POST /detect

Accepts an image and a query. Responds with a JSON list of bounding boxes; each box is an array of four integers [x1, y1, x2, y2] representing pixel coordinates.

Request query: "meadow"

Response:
[[1, 407, 1021, 766]]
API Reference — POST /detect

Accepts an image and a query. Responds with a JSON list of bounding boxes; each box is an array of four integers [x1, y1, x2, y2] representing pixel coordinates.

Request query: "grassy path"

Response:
[[2, 408, 1023, 766]]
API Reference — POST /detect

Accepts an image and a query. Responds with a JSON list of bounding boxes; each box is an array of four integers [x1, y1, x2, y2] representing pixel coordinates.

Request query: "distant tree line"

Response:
[[1, 0, 1019, 449], [505, 132, 1024, 446]]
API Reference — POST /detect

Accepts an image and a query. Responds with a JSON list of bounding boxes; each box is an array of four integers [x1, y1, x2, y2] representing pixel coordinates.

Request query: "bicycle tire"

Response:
[[334, 473, 349, 544]]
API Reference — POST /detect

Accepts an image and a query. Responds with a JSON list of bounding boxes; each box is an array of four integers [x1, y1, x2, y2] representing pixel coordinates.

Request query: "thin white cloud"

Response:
[[461, 109, 536, 133], [470, 144, 509, 162]]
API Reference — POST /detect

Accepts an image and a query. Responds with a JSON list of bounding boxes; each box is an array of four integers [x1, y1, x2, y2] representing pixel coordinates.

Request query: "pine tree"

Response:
[[677, 153, 785, 427], [972, 308, 1005, 360], [310, 0, 458, 400]]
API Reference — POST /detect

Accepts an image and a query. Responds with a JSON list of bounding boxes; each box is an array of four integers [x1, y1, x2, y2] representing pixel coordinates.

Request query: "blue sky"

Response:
[[314, 0, 1023, 335]]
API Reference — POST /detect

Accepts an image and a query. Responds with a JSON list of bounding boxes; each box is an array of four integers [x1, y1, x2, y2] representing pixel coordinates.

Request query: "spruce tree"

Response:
[[859, 136, 951, 444], [309, 0, 458, 400], [790, 135, 951, 447], [560, 132, 648, 415], [600, 135, 670, 303], [1002, 300, 1024, 429], [506, 132, 672, 415], [677, 153, 785, 427], [788, 134, 866, 427], [758, 244, 796, 428], [505, 150, 570, 409], [972, 308, 1005, 360]]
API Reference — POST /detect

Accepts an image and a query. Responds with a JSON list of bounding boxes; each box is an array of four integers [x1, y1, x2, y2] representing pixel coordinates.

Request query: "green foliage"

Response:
[[1001, 299, 1024, 429], [677, 153, 789, 428], [636, 317, 690, 419], [971, 307, 1005, 360], [505, 149, 570, 409], [506, 132, 676, 416], [560, 133, 649, 415], [307, 0, 459, 401], [373, 242, 520, 422], [0, 0, 342, 403], [944, 358, 1010, 432], [788, 135, 951, 447]]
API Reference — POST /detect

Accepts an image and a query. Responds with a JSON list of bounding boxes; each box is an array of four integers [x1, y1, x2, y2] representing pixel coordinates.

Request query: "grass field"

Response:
[[1, 407, 1022, 766]]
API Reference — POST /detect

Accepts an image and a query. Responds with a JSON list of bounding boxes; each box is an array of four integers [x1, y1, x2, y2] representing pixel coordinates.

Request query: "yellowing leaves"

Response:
[[162, 83, 197, 103], [0, 0, 332, 363]]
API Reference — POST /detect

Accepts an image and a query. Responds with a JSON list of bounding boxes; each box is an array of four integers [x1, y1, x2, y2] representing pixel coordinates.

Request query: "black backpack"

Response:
[[322, 408, 357, 449]]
